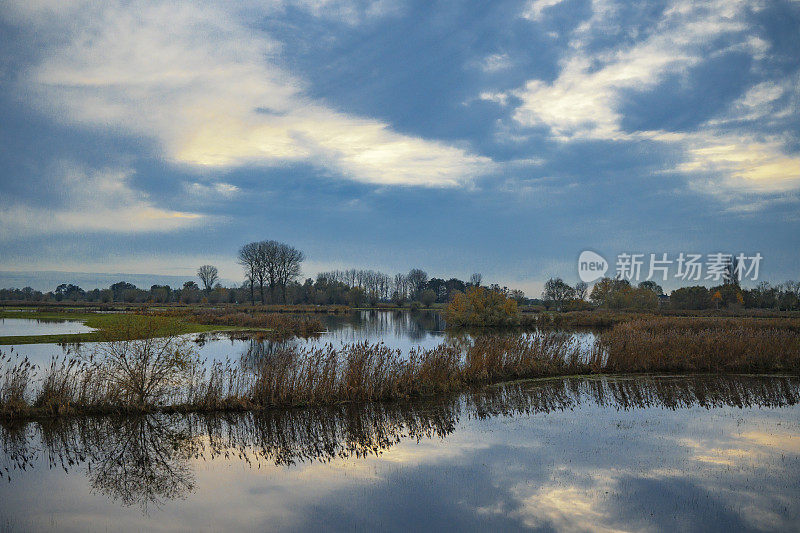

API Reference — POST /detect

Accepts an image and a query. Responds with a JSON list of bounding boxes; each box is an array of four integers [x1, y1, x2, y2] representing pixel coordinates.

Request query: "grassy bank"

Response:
[[0, 311, 243, 345], [0, 308, 324, 345], [2, 315, 799, 421]]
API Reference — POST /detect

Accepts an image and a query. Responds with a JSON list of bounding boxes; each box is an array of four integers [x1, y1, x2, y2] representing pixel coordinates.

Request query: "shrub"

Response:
[[85, 316, 199, 407], [444, 287, 520, 326]]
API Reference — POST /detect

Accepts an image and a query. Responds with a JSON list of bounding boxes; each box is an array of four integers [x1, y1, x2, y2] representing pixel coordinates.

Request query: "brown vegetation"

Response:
[[444, 287, 520, 326], [141, 308, 324, 338], [600, 317, 800, 373], [3, 316, 800, 421]]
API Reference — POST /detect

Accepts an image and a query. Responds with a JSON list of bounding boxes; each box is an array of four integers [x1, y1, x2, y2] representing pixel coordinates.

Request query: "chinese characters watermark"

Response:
[[579, 251, 762, 283]]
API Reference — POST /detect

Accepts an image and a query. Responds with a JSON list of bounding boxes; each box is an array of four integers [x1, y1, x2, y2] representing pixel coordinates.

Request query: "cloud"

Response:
[[511, 0, 750, 140], [0, 166, 203, 240], [186, 181, 240, 198], [7, 0, 491, 188], [677, 135, 800, 194], [499, 0, 800, 196], [479, 53, 513, 73], [521, 0, 566, 22]]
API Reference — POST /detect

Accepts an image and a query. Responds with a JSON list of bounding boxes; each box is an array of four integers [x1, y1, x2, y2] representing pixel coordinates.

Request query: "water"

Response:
[[1, 375, 798, 531], [2, 310, 595, 368], [0, 318, 95, 337]]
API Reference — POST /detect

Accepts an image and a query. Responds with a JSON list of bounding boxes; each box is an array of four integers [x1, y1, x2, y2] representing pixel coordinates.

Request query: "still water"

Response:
[[1, 375, 798, 531], [0, 318, 95, 337], [1, 311, 451, 366], [3, 310, 595, 367]]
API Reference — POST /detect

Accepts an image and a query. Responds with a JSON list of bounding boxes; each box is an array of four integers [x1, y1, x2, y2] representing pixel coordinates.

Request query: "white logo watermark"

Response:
[[578, 250, 609, 283], [578, 251, 762, 283]]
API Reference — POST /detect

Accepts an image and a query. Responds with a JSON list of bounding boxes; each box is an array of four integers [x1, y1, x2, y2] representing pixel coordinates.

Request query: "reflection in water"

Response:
[[2, 416, 196, 513], [2, 374, 798, 517], [319, 310, 445, 344]]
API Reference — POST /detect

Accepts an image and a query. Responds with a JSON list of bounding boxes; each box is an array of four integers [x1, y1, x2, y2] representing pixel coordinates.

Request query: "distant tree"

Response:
[[589, 278, 631, 308], [723, 255, 740, 287], [180, 281, 200, 304], [710, 283, 744, 308], [197, 265, 219, 293], [542, 277, 574, 309], [54, 283, 84, 301], [574, 281, 588, 300], [670, 286, 711, 310], [638, 280, 663, 295], [150, 285, 172, 303], [407, 269, 428, 300], [392, 273, 408, 306], [276, 243, 304, 303], [238, 243, 260, 305], [420, 289, 437, 307], [445, 278, 466, 300], [509, 289, 526, 303], [469, 273, 482, 287], [110, 281, 138, 303], [256, 240, 280, 303]]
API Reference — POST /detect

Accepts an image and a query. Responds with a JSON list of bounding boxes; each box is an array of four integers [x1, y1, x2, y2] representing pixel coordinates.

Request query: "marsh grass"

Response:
[[143, 308, 323, 339], [2, 316, 799, 421], [600, 317, 800, 373]]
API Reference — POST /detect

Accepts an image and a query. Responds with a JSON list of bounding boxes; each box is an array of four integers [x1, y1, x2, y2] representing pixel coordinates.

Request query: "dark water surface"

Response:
[[1, 374, 799, 532]]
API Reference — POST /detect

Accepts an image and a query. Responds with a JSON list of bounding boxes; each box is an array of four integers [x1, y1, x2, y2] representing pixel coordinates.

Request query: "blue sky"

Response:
[[0, 0, 798, 294]]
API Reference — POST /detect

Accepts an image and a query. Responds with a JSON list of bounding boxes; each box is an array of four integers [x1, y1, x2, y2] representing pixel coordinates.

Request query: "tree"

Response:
[[509, 289, 526, 303], [407, 269, 428, 300], [542, 277, 574, 309], [54, 283, 84, 301], [670, 286, 711, 310], [197, 265, 219, 293], [276, 243, 304, 303], [180, 281, 200, 303], [110, 282, 138, 303], [469, 273, 482, 287], [238, 243, 260, 305], [256, 240, 280, 303], [638, 280, 663, 295], [392, 273, 408, 306], [420, 289, 437, 307], [574, 281, 588, 300], [589, 278, 631, 308]]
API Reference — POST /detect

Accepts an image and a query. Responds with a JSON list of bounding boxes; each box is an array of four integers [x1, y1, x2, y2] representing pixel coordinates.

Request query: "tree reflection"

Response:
[[1, 374, 798, 513]]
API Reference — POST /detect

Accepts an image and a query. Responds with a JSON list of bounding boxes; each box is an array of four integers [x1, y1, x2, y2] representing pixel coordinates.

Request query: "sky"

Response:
[[0, 0, 798, 294]]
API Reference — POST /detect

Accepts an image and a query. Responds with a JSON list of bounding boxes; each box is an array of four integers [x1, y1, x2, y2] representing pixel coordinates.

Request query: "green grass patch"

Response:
[[0, 310, 252, 345]]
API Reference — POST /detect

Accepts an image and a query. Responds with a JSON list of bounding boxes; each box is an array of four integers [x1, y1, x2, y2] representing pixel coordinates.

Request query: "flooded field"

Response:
[[1, 374, 798, 532]]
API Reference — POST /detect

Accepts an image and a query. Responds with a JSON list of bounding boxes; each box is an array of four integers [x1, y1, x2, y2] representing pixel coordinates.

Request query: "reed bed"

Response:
[[600, 318, 800, 373], [142, 308, 324, 338], [2, 316, 799, 421]]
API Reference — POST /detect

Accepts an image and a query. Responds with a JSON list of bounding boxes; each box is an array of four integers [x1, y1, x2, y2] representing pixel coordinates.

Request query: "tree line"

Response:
[[3, 238, 798, 311], [539, 276, 800, 311]]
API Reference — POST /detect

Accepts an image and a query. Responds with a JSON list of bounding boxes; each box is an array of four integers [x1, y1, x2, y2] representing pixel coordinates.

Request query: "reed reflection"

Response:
[[1, 374, 798, 513]]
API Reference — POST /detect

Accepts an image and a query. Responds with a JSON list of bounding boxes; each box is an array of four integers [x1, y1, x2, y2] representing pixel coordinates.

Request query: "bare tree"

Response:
[[197, 265, 219, 293], [407, 269, 428, 300], [469, 273, 482, 287], [276, 243, 304, 303], [574, 281, 589, 300], [393, 273, 408, 305], [256, 240, 280, 304], [238, 243, 260, 305]]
